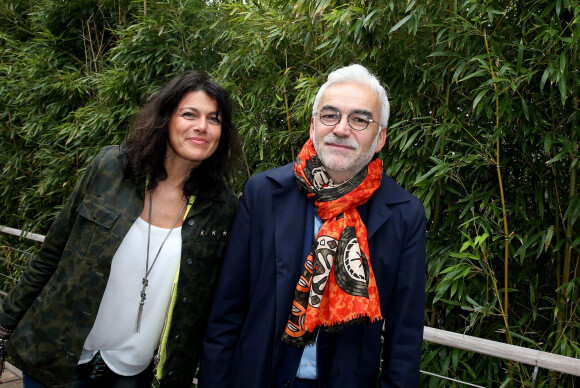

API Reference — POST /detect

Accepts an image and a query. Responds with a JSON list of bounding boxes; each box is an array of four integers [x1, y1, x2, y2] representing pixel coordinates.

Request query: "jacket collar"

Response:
[[266, 163, 411, 240], [185, 191, 229, 219]]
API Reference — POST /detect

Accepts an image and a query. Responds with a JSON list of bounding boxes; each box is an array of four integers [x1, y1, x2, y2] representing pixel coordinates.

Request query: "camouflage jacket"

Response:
[[0, 146, 237, 388]]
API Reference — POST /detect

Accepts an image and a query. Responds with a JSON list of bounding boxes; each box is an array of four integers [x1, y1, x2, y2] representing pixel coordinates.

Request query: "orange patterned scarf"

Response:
[[282, 139, 383, 347]]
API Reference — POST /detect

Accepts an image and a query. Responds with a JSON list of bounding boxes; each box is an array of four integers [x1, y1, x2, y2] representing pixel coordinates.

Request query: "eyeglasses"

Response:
[[315, 108, 379, 131], [177, 109, 221, 125]]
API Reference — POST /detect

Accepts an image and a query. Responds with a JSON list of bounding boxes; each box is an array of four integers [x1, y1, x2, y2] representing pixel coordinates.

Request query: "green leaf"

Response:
[[460, 69, 487, 82], [559, 78, 567, 104], [560, 51, 567, 73], [516, 39, 524, 73], [428, 51, 459, 57], [389, 14, 411, 33], [521, 97, 529, 120], [540, 68, 550, 90], [544, 225, 554, 249], [472, 89, 488, 109]]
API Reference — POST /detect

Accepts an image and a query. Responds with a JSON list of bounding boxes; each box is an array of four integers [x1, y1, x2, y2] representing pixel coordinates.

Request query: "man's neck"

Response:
[[326, 168, 360, 184]]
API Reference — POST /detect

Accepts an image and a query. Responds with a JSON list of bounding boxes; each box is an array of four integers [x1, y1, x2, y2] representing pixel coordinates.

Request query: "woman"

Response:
[[0, 71, 241, 388]]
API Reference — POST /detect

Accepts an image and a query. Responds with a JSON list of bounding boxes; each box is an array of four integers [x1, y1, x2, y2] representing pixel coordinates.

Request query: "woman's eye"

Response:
[[208, 117, 221, 125], [181, 112, 197, 119]]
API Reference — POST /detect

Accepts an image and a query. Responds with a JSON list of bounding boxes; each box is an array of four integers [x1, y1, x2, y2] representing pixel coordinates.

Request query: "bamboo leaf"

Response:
[[472, 89, 488, 109], [559, 78, 567, 104], [544, 225, 554, 249], [389, 14, 411, 33], [540, 68, 550, 90], [516, 39, 524, 73], [428, 51, 459, 57], [560, 51, 567, 73]]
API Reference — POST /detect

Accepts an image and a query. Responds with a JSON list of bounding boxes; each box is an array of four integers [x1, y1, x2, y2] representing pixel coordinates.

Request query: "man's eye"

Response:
[[351, 115, 369, 124], [322, 113, 339, 120]]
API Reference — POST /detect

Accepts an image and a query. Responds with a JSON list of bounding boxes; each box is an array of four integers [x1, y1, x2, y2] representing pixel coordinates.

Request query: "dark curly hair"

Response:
[[123, 71, 241, 198]]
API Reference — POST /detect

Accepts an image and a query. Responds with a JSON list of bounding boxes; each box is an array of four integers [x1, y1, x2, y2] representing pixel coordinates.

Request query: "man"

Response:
[[199, 64, 426, 388]]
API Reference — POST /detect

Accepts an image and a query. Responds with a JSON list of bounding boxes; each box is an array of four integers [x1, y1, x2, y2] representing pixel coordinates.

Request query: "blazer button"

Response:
[[188, 219, 195, 226], [187, 259, 193, 265], [283, 380, 290, 387], [182, 297, 188, 303]]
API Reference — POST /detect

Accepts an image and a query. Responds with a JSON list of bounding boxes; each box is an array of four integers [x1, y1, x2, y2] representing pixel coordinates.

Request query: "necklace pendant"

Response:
[[136, 279, 148, 332], [136, 302, 144, 333]]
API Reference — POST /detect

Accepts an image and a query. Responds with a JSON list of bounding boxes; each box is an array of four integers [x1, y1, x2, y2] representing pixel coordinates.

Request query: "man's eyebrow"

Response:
[[352, 109, 374, 118], [321, 105, 373, 118], [321, 104, 339, 111]]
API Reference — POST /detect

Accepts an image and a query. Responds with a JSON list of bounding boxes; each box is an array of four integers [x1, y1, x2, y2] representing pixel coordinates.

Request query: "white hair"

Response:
[[312, 64, 390, 128]]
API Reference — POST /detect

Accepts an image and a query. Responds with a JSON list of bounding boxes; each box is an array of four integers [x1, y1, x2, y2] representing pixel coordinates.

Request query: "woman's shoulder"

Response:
[[215, 188, 239, 208], [97, 145, 124, 162], [88, 145, 125, 171]]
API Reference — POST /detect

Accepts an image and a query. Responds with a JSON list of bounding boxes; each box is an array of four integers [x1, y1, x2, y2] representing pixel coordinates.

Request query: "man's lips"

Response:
[[325, 142, 356, 150]]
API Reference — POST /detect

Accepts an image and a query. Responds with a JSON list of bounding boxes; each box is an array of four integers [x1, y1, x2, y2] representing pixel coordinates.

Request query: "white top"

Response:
[[79, 217, 182, 376]]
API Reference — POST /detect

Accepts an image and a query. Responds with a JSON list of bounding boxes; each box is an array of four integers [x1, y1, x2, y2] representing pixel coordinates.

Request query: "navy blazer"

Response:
[[199, 163, 426, 388]]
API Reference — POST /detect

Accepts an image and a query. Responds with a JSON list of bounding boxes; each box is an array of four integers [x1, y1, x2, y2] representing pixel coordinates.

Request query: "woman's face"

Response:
[[167, 90, 222, 169]]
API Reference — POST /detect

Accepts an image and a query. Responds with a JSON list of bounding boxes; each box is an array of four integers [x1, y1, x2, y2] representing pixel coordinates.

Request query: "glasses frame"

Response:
[[315, 109, 379, 131]]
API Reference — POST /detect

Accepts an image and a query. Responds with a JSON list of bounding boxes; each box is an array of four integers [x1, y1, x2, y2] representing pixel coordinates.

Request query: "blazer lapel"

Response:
[[365, 174, 411, 240], [272, 182, 309, 335], [365, 181, 392, 240]]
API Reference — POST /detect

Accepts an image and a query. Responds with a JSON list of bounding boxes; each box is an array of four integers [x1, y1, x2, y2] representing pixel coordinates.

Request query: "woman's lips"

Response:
[[188, 137, 208, 145]]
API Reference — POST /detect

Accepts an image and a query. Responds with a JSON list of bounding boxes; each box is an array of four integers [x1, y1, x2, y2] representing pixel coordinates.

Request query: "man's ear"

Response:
[[309, 117, 315, 141], [375, 127, 387, 153]]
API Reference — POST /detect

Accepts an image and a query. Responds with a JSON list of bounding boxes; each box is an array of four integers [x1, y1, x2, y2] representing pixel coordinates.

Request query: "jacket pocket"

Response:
[[67, 198, 120, 261], [194, 238, 227, 260], [179, 239, 227, 291]]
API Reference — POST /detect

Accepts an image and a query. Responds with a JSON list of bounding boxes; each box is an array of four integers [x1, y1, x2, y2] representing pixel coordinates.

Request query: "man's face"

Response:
[[310, 82, 386, 183]]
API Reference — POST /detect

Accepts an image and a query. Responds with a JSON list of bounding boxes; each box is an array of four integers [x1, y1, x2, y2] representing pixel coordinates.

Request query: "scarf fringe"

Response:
[[281, 314, 384, 348], [314, 312, 382, 330]]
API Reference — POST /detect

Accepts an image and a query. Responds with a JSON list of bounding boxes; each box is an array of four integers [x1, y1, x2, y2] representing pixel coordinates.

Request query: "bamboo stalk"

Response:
[[483, 29, 520, 385], [483, 29, 511, 344], [284, 92, 295, 161], [284, 51, 295, 161], [567, 96, 578, 350]]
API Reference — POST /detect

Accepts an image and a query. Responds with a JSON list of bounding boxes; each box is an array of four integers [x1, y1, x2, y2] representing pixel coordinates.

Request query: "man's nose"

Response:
[[332, 115, 351, 137]]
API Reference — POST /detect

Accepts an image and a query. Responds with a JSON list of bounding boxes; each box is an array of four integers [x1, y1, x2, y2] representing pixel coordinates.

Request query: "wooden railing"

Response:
[[1, 225, 579, 387], [0, 225, 45, 243], [423, 327, 580, 387]]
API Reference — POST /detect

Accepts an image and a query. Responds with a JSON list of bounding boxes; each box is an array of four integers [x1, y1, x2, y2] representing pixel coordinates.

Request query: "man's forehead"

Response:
[[319, 82, 380, 113]]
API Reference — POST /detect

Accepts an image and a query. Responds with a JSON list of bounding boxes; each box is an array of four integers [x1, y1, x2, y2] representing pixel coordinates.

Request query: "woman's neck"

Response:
[[163, 152, 199, 189]]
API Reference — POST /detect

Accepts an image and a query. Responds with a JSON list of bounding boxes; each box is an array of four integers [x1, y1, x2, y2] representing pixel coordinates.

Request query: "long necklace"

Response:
[[136, 190, 188, 333]]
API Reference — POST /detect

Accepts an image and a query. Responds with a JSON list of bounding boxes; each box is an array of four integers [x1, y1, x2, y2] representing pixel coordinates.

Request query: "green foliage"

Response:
[[1, 0, 579, 386]]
